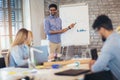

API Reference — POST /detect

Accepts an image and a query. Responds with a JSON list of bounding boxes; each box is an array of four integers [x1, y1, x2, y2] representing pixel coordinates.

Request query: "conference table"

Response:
[[0, 58, 91, 80]]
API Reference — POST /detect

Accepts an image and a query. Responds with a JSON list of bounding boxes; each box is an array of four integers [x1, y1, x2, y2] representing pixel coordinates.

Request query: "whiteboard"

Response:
[[60, 4, 90, 46]]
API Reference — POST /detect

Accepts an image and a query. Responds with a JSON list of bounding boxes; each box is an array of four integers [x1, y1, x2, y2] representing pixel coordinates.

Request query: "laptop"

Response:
[[32, 46, 49, 65], [55, 69, 90, 76], [64, 46, 83, 60]]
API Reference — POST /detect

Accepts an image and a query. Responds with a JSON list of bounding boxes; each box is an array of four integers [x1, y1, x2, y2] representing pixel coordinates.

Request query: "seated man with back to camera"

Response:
[[89, 15, 120, 80]]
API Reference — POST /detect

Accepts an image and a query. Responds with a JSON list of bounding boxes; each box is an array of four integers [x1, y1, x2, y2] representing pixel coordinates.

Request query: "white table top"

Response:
[[0, 64, 89, 80], [34, 64, 89, 80]]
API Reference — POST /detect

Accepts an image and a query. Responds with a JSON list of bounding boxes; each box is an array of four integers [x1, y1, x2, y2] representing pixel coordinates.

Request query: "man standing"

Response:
[[89, 15, 120, 80], [44, 4, 75, 61]]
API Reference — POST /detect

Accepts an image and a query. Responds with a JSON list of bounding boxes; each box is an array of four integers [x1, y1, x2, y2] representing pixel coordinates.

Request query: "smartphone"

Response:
[[90, 48, 98, 60]]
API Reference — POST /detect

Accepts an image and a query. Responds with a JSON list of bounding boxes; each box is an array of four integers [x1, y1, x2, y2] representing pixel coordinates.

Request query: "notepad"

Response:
[[55, 69, 90, 76]]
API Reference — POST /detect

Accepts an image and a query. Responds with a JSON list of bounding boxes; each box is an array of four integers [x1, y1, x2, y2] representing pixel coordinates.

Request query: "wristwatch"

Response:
[[68, 26, 71, 29]]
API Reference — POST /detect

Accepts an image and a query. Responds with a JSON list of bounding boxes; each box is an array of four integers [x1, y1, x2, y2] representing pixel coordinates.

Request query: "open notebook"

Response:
[[55, 69, 90, 76]]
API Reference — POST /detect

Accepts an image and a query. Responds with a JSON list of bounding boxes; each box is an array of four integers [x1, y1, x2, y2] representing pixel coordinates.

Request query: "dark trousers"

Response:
[[84, 70, 117, 80], [0, 57, 6, 68]]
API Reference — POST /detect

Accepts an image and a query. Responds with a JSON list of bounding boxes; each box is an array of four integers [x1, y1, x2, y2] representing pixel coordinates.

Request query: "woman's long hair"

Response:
[[12, 28, 28, 47], [26, 31, 33, 46]]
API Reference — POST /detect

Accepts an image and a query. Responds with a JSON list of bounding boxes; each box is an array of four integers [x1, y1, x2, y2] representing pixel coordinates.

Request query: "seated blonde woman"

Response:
[[9, 28, 29, 67]]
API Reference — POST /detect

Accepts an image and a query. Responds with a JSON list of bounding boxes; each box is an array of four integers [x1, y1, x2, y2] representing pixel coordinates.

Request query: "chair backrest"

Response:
[[5, 52, 10, 67], [0, 49, 10, 67], [0, 57, 6, 68]]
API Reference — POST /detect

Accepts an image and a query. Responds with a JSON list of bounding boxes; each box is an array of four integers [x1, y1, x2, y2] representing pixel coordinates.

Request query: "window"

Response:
[[0, 0, 23, 49]]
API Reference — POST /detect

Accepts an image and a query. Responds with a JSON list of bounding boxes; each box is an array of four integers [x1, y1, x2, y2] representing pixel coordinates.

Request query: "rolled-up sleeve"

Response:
[[10, 47, 28, 66], [44, 19, 50, 34]]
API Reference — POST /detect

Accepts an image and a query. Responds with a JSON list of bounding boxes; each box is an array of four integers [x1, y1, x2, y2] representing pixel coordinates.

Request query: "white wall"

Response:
[[29, 0, 45, 46]]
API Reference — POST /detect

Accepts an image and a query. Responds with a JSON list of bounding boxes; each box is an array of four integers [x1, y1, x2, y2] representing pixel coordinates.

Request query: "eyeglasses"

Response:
[[95, 28, 100, 32], [95, 28, 98, 32]]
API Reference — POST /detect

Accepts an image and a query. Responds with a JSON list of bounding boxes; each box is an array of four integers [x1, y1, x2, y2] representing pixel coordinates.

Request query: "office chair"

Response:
[[0, 57, 6, 68]]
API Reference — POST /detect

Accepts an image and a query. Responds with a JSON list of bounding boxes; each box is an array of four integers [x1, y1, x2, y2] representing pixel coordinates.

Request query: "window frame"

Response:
[[0, 0, 24, 49]]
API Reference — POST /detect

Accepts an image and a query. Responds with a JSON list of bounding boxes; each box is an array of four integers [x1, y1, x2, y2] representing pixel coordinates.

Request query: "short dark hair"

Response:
[[92, 15, 113, 31], [49, 4, 57, 10]]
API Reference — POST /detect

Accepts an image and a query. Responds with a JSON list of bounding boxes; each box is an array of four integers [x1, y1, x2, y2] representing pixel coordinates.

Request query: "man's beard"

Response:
[[51, 13, 57, 16], [51, 14, 55, 16], [101, 36, 106, 42]]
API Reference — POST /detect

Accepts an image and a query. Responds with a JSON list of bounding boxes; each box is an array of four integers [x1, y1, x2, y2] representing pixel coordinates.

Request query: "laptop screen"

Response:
[[32, 46, 49, 65]]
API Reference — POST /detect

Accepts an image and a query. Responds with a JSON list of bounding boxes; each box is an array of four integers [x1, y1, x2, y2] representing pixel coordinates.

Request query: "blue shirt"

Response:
[[92, 32, 120, 80], [44, 15, 62, 43], [9, 44, 29, 67]]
